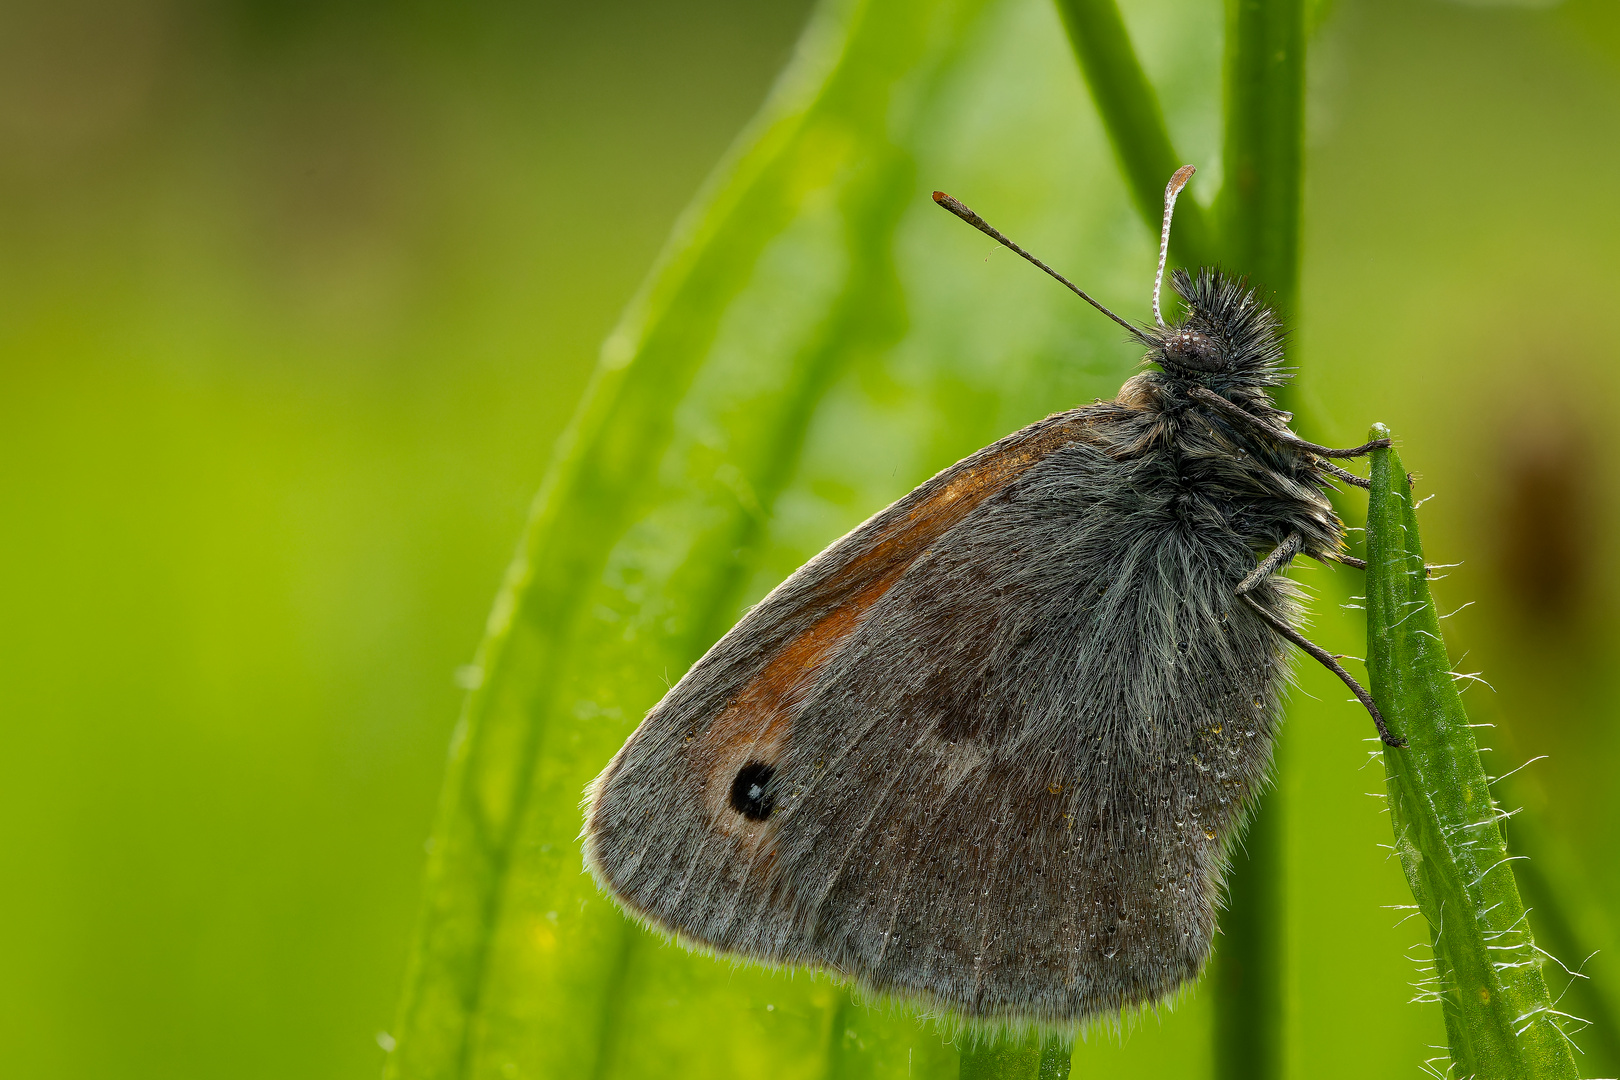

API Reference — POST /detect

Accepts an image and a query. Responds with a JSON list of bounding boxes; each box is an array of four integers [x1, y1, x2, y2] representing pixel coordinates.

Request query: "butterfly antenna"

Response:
[[932, 191, 1148, 343], [1152, 165, 1197, 327]]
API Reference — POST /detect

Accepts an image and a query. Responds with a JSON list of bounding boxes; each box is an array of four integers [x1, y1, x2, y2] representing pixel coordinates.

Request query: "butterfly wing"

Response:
[[584, 401, 1286, 1025], [583, 406, 1105, 913]]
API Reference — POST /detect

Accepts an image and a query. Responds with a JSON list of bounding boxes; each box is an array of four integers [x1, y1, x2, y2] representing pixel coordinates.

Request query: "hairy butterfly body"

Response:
[[583, 168, 1393, 1027]]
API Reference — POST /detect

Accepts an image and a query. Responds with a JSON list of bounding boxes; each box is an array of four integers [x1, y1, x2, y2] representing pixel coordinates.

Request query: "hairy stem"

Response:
[[1367, 426, 1579, 1079]]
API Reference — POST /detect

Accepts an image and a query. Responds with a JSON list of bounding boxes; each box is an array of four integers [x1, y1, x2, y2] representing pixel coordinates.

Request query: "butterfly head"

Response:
[[1147, 267, 1286, 389]]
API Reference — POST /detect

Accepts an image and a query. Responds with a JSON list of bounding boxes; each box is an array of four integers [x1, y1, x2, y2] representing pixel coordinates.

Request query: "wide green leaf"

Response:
[[384, 0, 1204, 1075], [384, 1, 997, 1074]]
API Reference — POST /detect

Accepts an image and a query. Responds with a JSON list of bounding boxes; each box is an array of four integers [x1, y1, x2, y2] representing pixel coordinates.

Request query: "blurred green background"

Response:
[[4, 0, 1620, 1078]]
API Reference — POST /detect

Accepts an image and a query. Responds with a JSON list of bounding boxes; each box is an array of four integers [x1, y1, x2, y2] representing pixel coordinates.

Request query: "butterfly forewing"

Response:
[[584, 408, 1102, 917]]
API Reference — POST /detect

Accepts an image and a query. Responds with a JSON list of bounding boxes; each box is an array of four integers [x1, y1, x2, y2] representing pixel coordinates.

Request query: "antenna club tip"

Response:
[[1167, 164, 1196, 196], [931, 190, 949, 204]]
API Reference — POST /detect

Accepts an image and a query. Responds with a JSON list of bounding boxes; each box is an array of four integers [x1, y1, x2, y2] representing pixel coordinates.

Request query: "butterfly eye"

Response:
[[1161, 329, 1223, 372], [729, 762, 777, 821]]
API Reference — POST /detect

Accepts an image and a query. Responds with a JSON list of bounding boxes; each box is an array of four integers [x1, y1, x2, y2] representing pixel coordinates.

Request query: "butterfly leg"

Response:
[[1306, 437, 1393, 460], [1190, 386, 1391, 458], [1236, 532, 1304, 594], [1322, 461, 1370, 489], [1237, 534, 1405, 748]]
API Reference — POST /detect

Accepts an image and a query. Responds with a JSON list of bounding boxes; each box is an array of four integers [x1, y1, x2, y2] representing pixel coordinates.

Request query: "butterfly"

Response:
[[582, 166, 1397, 1028]]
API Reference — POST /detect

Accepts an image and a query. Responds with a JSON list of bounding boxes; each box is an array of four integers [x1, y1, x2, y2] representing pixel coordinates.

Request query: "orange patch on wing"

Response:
[[847, 417, 1088, 583], [694, 413, 1094, 836], [697, 570, 900, 836]]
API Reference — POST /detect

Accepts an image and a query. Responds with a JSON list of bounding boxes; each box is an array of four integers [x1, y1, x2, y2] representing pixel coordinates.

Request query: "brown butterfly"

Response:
[[583, 167, 1395, 1028]]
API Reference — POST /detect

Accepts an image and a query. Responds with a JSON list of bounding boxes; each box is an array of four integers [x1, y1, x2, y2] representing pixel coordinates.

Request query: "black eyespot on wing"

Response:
[[729, 762, 776, 821]]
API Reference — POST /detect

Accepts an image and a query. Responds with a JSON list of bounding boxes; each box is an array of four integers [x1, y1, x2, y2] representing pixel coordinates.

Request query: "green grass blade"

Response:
[[1497, 782, 1620, 1069], [1510, 838, 1620, 1069], [959, 1033, 1072, 1080], [1367, 426, 1580, 1079], [383, 0, 990, 1075], [1050, 0, 1217, 268], [1219, 0, 1305, 320]]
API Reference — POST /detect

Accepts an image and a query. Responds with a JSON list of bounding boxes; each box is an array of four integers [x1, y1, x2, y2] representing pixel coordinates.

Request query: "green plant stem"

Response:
[[1367, 427, 1579, 1079], [1055, 3, 1304, 1075], [1210, 783, 1284, 1080], [1219, 0, 1305, 324], [1210, 7, 1303, 1077], [1051, 0, 1216, 270]]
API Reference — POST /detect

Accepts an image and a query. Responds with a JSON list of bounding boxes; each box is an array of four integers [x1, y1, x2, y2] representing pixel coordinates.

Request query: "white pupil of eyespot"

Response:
[[749, 783, 764, 800]]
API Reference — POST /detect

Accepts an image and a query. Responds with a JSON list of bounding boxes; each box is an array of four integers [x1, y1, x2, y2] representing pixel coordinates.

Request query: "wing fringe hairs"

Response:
[[580, 794, 1221, 1045]]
